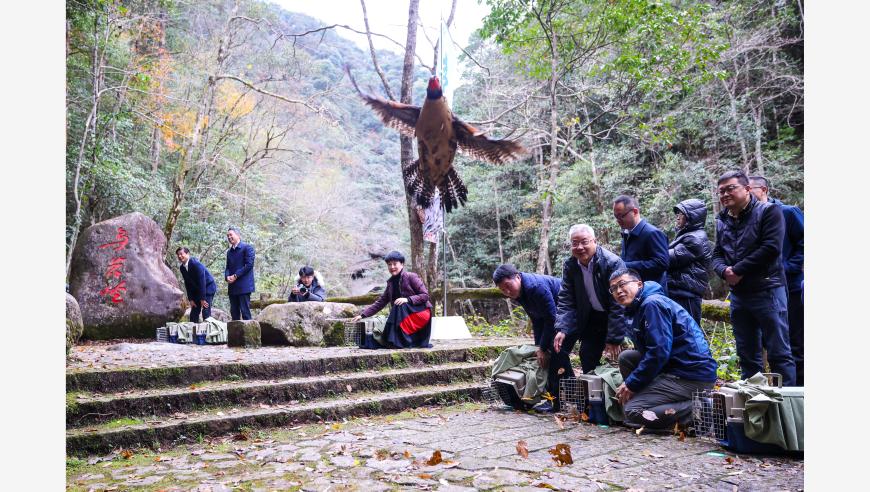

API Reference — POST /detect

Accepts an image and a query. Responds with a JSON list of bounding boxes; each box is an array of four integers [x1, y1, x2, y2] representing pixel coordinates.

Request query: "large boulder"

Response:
[[66, 293, 84, 355], [227, 320, 262, 348], [69, 212, 185, 339], [180, 307, 230, 323], [257, 302, 357, 346]]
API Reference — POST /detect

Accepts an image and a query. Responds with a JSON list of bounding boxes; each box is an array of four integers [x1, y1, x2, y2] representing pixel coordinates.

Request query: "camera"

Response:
[[297, 284, 309, 294]]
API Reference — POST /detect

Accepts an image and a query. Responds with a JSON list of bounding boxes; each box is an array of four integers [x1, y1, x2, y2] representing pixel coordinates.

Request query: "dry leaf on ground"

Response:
[[516, 440, 529, 459], [554, 415, 565, 430], [635, 426, 645, 435], [548, 443, 573, 466], [403, 450, 413, 459], [425, 450, 443, 466], [120, 449, 133, 459]]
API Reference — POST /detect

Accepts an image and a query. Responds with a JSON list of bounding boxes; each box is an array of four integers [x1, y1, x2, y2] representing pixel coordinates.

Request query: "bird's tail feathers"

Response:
[[440, 167, 468, 213], [402, 159, 431, 208]]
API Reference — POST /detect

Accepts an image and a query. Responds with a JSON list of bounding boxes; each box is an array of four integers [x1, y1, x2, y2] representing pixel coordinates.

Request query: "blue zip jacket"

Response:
[[769, 198, 804, 293], [515, 272, 561, 351], [621, 219, 670, 295], [224, 241, 256, 295], [623, 281, 718, 392]]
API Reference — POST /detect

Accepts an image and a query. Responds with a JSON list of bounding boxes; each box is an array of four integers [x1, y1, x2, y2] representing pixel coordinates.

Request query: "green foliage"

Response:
[[464, 306, 531, 338], [702, 320, 741, 382]]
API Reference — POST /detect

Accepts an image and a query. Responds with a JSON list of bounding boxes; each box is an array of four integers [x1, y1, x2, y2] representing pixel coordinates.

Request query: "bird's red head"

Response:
[[428, 76, 441, 91]]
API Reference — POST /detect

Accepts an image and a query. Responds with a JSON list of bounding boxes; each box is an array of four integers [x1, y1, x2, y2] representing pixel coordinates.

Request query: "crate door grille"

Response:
[[559, 378, 585, 415], [344, 322, 362, 346], [692, 390, 728, 443]]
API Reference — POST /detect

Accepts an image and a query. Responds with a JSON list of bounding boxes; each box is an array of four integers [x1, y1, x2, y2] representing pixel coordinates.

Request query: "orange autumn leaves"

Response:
[[516, 440, 574, 467]]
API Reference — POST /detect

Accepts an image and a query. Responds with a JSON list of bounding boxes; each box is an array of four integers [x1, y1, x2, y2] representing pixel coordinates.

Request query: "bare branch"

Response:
[[214, 74, 330, 118], [359, 0, 395, 99]]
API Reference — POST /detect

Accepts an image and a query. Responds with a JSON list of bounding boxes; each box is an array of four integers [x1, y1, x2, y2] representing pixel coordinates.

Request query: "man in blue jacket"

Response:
[[493, 264, 562, 408], [224, 226, 256, 321], [176, 247, 217, 322], [553, 224, 629, 377], [609, 268, 718, 430], [749, 176, 804, 386], [613, 195, 670, 295], [712, 170, 795, 385]]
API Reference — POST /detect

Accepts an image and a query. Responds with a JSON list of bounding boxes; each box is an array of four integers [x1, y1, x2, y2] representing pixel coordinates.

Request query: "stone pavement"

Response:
[[67, 338, 526, 373], [66, 403, 804, 491]]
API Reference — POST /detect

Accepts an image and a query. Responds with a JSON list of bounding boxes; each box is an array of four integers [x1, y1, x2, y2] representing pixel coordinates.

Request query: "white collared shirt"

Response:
[[181, 259, 190, 271]]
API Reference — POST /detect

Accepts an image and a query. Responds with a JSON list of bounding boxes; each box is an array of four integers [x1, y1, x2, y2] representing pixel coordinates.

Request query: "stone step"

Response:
[[68, 362, 491, 428], [67, 343, 514, 393], [66, 382, 487, 456]]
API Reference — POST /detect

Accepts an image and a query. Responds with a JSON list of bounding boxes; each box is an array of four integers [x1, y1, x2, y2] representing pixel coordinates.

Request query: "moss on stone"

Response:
[[390, 352, 409, 368], [104, 417, 144, 429]]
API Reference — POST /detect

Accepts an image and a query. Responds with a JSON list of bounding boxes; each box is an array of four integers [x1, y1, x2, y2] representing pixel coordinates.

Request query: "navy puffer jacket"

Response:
[[623, 281, 718, 392], [667, 199, 712, 298]]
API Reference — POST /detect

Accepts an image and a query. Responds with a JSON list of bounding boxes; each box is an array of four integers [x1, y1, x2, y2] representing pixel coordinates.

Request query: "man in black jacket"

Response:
[[553, 224, 629, 378], [613, 195, 670, 295], [176, 247, 217, 322], [667, 199, 712, 325], [712, 170, 796, 385]]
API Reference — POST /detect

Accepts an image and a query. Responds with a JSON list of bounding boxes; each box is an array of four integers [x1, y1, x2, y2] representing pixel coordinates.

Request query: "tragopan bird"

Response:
[[346, 67, 525, 212]]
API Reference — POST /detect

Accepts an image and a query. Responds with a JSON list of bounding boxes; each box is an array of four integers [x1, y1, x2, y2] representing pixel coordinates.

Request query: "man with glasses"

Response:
[[609, 268, 717, 430], [612, 195, 670, 295], [553, 224, 629, 382], [712, 170, 796, 385], [749, 176, 804, 386]]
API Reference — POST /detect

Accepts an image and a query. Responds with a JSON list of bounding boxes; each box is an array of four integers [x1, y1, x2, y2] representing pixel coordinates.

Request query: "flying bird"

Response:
[[346, 66, 526, 213]]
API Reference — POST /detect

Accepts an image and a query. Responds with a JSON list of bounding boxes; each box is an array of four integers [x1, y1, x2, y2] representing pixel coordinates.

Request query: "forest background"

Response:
[[64, 0, 804, 308]]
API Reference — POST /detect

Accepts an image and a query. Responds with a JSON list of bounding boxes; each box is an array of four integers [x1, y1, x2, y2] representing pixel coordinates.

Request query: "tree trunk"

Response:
[[535, 20, 559, 275], [399, 0, 428, 284], [752, 104, 765, 175], [720, 77, 749, 173]]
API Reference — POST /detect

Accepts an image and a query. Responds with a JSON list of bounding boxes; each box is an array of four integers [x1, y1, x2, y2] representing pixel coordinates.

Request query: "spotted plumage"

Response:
[[346, 66, 526, 212]]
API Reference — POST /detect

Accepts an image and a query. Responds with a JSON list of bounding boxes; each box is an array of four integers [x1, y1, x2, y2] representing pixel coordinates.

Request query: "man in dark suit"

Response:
[[613, 194, 670, 295], [224, 226, 256, 320], [175, 247, 217, 322], [553, 224, 629, 378]]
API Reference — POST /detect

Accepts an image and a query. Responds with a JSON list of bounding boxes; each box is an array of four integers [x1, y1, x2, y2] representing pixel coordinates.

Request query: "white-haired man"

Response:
[[553, 225, 629, 384]]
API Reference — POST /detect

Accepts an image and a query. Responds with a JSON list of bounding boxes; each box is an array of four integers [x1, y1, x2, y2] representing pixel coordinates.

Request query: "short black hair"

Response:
[[492, 264, 521, 285], [608, 268, 642, 283], [175, 247, 190, 254], [717, 170, 749, 186], [749, 175, 770, 188], [384, 250, 405, 264], [299, 265, 314, 277], [613, 194, 639, 210]]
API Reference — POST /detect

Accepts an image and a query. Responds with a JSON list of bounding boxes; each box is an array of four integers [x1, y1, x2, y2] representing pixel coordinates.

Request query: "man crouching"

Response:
[[609, 268, 718, 430]]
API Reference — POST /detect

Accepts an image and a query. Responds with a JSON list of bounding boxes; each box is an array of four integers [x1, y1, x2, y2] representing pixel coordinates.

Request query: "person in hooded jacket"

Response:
[[609, 268, 718, 430], [288, 265, 326, 302], [667, 199, 712, 325]]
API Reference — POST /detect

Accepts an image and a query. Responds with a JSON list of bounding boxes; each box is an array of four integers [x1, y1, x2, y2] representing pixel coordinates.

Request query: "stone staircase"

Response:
[[66, 341, 522, 456]]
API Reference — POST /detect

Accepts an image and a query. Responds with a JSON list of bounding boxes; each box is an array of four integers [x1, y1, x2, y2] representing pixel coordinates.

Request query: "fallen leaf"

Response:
[[548, 443, 573, 466], [516, 440, 529, 459], [189, 384, 198, 390], [535, 483, 557, 489], [580, 412, 590, 422], [664, 408, 676, 415], [418, 473, 433, 479], [557, 368, 566, 375], [725, 457, 734, 465], [642, 450, 665, 458], [120, 449, 133, 460], [678, 431, 686, 442], [554, 415, 565, 430], [346, 384, 353, 393], [425, 450, 443, 466], [376, 449, 390, 461], [542, 391, 556, 402], [232, 432, 248, 441], [403, 450, 413, 459], [331, 423, 342, 431], [635, 426, 645, 436], [642, 410, 659, 421]]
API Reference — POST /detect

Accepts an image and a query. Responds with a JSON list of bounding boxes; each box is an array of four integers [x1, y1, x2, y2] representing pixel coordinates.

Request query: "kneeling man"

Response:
[[609, 268, 717, 430]]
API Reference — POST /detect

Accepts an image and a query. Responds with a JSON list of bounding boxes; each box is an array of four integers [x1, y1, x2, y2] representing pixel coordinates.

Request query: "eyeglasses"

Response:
[[717, 184, 744, 196], [614, 208, 635, 220], [608, 279, 637, 294], [570, 239, 593, 248]]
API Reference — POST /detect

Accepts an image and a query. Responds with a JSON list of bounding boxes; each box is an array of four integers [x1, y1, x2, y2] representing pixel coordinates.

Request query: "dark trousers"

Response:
[[229, 293, 252, 320], [548, 310, 608, 409], [787, 289, 804, 386], [730, 286, 796, 386], [189, 293, 215, 323], [618, 350, 714, 429], [672, 296, 702, 327]]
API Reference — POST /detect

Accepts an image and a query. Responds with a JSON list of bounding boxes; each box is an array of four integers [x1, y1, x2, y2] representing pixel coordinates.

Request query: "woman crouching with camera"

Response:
[[288, 265, 326, 302], [350, 251, 432, 348]]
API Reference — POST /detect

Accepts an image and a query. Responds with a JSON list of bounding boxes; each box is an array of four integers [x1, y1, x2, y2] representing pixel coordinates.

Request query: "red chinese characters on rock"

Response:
[[98, 227, 130, 304]]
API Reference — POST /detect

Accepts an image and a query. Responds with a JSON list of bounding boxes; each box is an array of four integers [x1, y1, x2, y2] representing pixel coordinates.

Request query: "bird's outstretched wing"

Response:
[[346, 65, 419, 137], [452, 117, 526, 164]]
